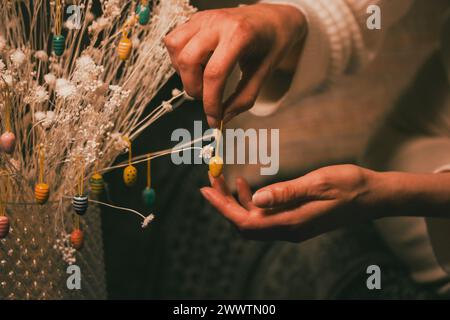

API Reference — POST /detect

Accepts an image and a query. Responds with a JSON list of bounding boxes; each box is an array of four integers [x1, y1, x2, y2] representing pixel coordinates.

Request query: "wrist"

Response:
[[257, 3, 307, 72]]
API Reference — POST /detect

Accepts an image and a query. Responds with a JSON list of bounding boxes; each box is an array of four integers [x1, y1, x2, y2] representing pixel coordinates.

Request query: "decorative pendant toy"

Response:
[[123, 137, 138, 186], [136, 1, 151, 25], [0, 132, 16, 154], [209, 121, 224, 178], [142, 187, 156, 208], [118, 34, 132, 61], [35, 145, 50, 204], [35, 183, 50, 204], [124, 165, 138, 187], [52, 0, 65, 56], [70, 228, 84, 250], [0, 216, 10, 239], [0, 79, 16, 154], [0, 175, 10, 239], [89, 173, 104, 195], [142, 157, 155, 208], [52, 35, 65, 57], [209, 156, 224, 178], [72, 195, 88, 216], [73, 157, 88, 215]]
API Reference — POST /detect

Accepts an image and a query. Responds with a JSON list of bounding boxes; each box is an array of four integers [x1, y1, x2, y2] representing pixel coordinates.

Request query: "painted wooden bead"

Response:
[[136, 4, 151, 25], [142, 187, 156, 208], [72, 195, 88, 216], [52, 34, 65, 57], [209, 156, 223, 178], [89, 173, 104, 195], [118, 37, 132, 61], [0, 131, 16, 154], [70, 229, 84, 250], [123, 165, 138, 187], [0, 216, 10, 239], [35, 183, 50, 204]]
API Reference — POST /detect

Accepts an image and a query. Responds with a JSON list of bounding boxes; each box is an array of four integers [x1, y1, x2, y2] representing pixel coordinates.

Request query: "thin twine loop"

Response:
[[146, 155, 151, 189], [38, 144, 45, 184], [55, 0, 62, 36], [1, 76, 12, 132], [215, 120, 224, 158]]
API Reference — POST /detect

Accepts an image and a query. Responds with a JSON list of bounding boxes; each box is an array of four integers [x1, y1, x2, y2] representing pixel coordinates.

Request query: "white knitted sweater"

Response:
[[251, 0, 413, 116]]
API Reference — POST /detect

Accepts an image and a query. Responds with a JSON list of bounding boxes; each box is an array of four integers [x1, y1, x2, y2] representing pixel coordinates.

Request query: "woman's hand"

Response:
[[164, 3, 307, 127], [200, 165, 386, 242]]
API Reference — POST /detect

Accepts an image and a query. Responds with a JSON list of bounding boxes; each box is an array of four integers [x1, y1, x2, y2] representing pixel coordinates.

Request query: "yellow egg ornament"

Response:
[[123, 165, 138, 187], [209, 156, 223, 178]]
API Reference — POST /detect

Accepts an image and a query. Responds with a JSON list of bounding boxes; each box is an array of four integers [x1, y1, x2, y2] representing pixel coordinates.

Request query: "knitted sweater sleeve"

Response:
[[249, 0, 413, 116]]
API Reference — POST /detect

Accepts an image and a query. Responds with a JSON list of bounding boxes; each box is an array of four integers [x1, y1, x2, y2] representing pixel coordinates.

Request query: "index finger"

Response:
[[202, 35, 249, 127]]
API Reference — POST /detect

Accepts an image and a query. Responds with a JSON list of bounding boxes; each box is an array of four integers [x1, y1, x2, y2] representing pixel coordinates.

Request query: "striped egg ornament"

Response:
[[35, 183, 50, 204], [89, 173, 104, 195], [72, 195, 88, 216], [118, 36, 132, 61], [0, 216, 10, 239], [52, 34, 65, 56]]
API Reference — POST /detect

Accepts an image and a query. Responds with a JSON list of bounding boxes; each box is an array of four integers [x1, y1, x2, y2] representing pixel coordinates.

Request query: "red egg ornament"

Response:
[[0, 216, 10, 239], [0, 131, 16, 154], [70, 229, 84, 250]]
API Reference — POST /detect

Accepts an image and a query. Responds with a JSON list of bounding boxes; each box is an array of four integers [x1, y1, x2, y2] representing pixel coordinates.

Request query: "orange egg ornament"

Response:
[[118, 36, 132, 61], [209, 156, 223, 178], [35, 183, 50, 204], [70, 229, 84, 250], [0, 216, 10, 239]]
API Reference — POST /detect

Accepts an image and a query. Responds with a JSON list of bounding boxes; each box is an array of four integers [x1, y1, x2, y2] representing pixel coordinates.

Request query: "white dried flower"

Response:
[[34, 111, 46, 122], [10, 49, 26, 67], [199, 144, 214, 160], [44, 73, 56, 86], [110, 132, 129, 151], [55, 78, 77, 98], [25, 85, 49, 104], [131, 36, 140, 48], [34, 50, 48, 62]]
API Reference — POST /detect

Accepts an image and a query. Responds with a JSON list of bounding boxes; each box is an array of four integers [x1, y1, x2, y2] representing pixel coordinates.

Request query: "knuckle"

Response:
[[204, 64, 223, 81], [232, 18, 254, 41], [163, 35, 178, 51], [239, 94, 257, 110], [177, 52, 195, 70]]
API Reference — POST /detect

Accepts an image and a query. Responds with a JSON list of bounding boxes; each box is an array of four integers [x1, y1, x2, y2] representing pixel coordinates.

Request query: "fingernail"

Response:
[[206, 116, 218, 128], [252, 190, 273, 207]]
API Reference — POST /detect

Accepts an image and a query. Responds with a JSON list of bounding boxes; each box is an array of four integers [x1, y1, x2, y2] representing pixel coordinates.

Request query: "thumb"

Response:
[[252, 178, 308, 208]]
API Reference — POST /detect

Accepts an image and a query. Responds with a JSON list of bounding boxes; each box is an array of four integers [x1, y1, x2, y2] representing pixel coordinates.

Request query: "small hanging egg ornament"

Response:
[[123, 165, 138, 187], [0, 131, 16, 154], [142, 187, 156, 208], [35, 183, 50, 204], [89, 173, 104, 195], [118, 36, 132, 61], [209, 156, 224, 178], [52, 34, 65, 57], [0, 216, 10, 239], [70, 229, 84, 250], [72, 195, 88, 216], [136, 4, 151, 25]]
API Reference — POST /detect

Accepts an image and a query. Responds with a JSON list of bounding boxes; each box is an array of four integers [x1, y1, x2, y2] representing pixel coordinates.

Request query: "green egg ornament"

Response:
[[136, 4, 151, 25], [52, 34, 65, 57], [142, 187, 156, 208]]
